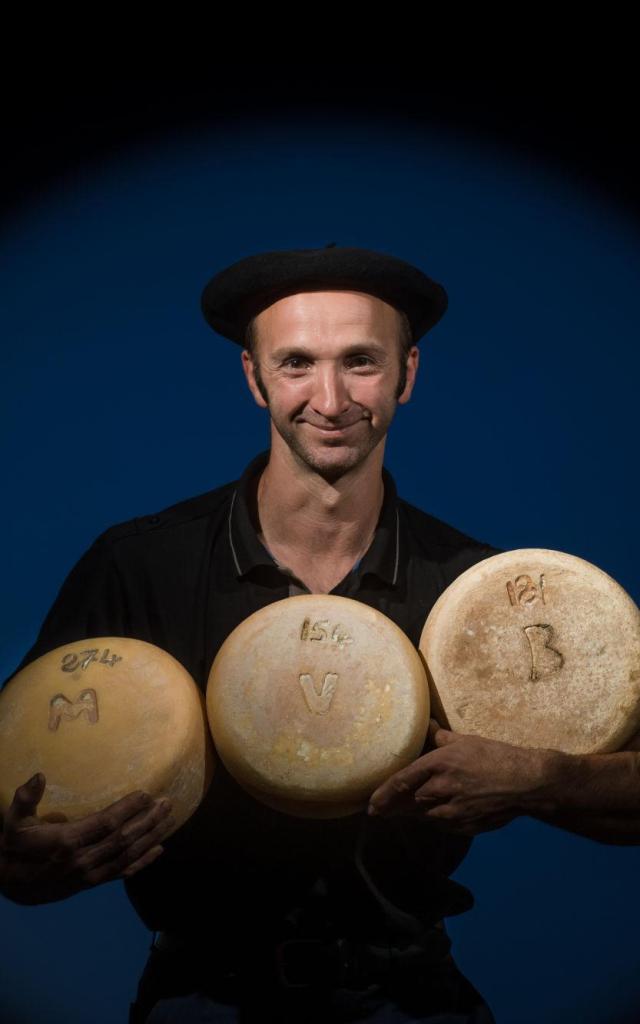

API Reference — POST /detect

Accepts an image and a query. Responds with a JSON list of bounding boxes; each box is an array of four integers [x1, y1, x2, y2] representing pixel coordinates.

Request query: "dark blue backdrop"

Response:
[[2, 112, 639, 1023]]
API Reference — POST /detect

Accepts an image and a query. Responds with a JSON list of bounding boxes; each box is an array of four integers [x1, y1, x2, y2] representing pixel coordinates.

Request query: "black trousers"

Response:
[[129, 935, 496, 1024]]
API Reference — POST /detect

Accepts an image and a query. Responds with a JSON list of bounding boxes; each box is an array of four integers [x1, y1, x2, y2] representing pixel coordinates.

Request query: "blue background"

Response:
[[1, 109, 639, 1022]]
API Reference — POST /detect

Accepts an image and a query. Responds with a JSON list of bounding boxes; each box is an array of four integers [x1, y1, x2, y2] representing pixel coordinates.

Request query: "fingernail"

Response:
[[29, 773, 42, 787], [367, 804, 379, 816]]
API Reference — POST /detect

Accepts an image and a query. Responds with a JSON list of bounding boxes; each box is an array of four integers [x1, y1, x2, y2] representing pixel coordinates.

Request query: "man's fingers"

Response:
[[76, 801, 174, 871], [369, 753, 437, 815], [414, 773, 462, 804], [121, 800, 173, 844], [429, 719, 458, 748], [76, 813, 174, 885], [65, 791, 158, 847], [368, 778, 411, 815], [368, 781, 424, 817], [122, 845, 165, 878], [5, 773, 46, 825], [427, 718, 444, 745], [3, 788, 173, 871]]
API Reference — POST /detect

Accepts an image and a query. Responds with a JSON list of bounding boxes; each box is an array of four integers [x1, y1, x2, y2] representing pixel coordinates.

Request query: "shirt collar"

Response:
[[228, 449, 401, 587]]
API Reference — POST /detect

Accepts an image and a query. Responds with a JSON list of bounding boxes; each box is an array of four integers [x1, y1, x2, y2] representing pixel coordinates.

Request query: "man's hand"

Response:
[[367, 718, 553, 836], [0, 772, 175, 905]]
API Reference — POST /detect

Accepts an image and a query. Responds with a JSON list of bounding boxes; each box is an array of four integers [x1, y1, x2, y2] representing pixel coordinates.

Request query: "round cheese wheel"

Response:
[[206, 594, 429, 818], [0, 637, 214, 833], [419, 549, 640, 754]]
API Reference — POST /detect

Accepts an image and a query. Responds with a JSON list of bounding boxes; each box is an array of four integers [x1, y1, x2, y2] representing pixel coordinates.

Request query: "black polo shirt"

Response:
[[5, 449, 502, 945]]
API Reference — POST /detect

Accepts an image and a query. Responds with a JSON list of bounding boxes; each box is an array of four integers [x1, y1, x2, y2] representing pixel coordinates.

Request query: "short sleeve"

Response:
[[2, 531, 128, 688]]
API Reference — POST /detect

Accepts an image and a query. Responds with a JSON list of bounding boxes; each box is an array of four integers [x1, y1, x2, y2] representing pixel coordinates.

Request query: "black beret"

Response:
[[200, 243, 448, 346]]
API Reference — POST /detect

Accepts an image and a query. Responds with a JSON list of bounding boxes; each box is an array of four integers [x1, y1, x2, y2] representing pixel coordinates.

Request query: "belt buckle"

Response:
[[273, 937, 347, 990]]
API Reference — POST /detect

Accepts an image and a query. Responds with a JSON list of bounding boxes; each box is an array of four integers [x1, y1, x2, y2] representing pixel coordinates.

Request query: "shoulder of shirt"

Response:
[[397, 495, 504, 556], [89, 477, 240, 547]]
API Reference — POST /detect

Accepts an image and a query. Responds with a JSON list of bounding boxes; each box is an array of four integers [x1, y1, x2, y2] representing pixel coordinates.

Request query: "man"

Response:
[[1, 245, 639, 1023]]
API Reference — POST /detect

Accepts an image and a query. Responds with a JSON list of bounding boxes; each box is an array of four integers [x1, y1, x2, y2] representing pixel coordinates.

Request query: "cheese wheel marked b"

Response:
[[419, 549, 640, 754]]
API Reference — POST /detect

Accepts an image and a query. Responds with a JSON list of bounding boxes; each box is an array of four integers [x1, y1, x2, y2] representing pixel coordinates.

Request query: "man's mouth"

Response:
[[305, 418, 368, 434]]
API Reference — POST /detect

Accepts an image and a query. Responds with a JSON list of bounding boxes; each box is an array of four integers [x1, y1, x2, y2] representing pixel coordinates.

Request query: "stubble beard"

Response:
[[273, 416, 389, 483], [252, 359, 401, 484]]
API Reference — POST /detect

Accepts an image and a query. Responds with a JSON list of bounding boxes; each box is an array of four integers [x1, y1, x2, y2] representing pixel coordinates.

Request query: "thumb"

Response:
[[9, 773, 46, 822], [429, 718, 458, 746]]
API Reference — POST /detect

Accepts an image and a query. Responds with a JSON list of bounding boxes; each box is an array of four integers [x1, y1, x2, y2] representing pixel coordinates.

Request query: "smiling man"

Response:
[[3, 244, 640, 1024], [245, 288, 410, 470], [239, 287, 418, 595]]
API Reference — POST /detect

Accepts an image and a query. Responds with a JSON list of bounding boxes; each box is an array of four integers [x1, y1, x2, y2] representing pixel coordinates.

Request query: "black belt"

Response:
[[152, 922, 453, 992], [273, 934, 453, 989]]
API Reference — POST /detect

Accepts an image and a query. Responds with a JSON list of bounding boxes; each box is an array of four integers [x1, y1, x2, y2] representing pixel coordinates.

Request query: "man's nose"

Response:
[[310, 363, 351, 419]]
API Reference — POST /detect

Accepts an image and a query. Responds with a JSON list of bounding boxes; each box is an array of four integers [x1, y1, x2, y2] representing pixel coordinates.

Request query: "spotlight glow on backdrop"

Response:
[[2, 112, 639, 1024]]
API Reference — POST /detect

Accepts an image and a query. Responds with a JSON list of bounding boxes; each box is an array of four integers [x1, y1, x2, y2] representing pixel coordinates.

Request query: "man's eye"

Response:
[[281, 355, 374, 370]]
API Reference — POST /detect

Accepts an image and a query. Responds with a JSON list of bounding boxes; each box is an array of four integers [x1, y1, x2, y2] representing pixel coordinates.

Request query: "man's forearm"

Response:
[[522, 748, 640, 845], [369, 725, 640, 842]]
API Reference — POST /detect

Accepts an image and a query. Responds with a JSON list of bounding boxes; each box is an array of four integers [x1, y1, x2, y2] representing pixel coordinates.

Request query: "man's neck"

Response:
[[254, 439, 386, 564]]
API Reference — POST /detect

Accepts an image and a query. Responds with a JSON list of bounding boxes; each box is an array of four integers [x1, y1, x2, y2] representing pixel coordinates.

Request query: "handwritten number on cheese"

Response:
[[61, 648, 123, 673], [506, 574, 546, 608], [300, 618, 353, 649]]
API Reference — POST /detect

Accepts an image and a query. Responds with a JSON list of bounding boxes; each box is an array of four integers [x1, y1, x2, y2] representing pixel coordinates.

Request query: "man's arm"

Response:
[[367, 719, 640, 845], [525, 740, 640, 844]]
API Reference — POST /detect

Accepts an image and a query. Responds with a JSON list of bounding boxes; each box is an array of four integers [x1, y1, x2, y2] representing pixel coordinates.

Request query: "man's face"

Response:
[[241, 290, 419, 482]]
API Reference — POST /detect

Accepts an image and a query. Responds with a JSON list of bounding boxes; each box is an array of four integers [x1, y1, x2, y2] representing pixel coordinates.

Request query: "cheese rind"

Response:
[[419, 549, 640, 754], [0, 637, 214, 833], [206, 594, 429, 817]]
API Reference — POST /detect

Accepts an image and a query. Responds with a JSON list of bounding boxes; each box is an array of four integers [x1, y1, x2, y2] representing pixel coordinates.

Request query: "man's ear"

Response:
[[397, 345, 420, 405], [241, 349, 268, 409]]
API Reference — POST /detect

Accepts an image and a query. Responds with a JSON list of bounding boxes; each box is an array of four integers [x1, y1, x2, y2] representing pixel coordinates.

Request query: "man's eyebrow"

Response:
[[269, 342, 390, 360]]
